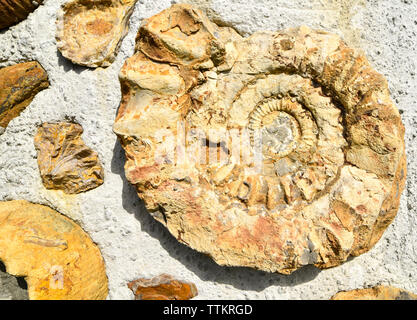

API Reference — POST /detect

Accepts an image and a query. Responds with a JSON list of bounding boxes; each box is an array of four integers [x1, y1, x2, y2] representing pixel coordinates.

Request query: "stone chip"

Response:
[[34, 122, 104, 194], [128, 274, 198, 300]]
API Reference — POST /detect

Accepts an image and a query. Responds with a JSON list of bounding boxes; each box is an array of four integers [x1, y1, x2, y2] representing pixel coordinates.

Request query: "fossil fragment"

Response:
[[0, 200, 108, 300], [56, 0, 137, 68], [0, 61, 49, 134], [331, 286, 417, 300], [34, 122, 104, 194], [0, 0, 43, 30], [128, 274, 198, 300], [113, 4, 406, 274]]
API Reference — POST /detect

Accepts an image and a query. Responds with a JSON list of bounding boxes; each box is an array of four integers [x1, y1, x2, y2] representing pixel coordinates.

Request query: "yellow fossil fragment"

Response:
[[0, 200, 108, 300], [34, 122, 104, 194]]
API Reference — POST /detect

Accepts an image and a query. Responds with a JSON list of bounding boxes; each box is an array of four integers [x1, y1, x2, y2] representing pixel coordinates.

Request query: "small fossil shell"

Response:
[[0, 200, 108, 300], [34, 122, 104, 194], [114, 4, 406, 274], [56, 0, 137, 68], [0, 0, 43, 30]]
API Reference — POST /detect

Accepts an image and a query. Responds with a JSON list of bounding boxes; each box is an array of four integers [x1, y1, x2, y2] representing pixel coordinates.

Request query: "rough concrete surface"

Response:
[[0, 0, 416, 300]]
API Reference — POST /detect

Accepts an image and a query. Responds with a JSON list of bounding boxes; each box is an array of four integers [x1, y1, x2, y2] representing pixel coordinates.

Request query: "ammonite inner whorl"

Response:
[[113, 4, 406, 274]]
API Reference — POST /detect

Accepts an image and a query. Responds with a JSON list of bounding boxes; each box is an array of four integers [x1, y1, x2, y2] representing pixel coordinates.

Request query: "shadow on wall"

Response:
[[111, 140, 321, 292], [0, 261, 29, 300], [56, 50, 89, 74]]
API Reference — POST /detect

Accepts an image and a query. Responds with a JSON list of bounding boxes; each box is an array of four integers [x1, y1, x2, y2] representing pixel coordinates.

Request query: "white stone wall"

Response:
[[0, 0, 416, 299]]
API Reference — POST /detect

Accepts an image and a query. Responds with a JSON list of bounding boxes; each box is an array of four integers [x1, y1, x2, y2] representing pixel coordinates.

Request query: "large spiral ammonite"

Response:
[[113, 4, 406, 274]]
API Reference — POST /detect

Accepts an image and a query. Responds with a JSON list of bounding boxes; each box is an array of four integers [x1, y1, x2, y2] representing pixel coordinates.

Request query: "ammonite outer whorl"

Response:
[[0, 0, 43, 30], [0, 200, 108, 299], [113, 4, 406, 274]]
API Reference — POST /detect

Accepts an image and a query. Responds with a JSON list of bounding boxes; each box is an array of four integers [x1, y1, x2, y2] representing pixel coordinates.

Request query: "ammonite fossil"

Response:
[[0, 0, 43, 30], [56, 0, 137, 68], [113, 4, 406, 274], [0, 200, 108, 300]]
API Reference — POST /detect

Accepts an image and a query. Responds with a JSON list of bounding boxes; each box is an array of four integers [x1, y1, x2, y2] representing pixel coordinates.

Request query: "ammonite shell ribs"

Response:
[[113, 4, 406, 274], [56, 0, 137, 68], [0, 0, 43, 30], [0, 200, 108, 300], [0, 61, 49, 134]]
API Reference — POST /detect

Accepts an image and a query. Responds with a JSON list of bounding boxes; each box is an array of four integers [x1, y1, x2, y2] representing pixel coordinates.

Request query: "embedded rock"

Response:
[[34, 122, 104, 194], [56, 0, 138, 68], [0, 200, 108, 300], [113, 4, 406, 274], [0, 0, 43, 30], [0, 262, 29, 300], [128, 274, 198, 300], [0, 61, 49, 133], [331, 286, 417, 300]]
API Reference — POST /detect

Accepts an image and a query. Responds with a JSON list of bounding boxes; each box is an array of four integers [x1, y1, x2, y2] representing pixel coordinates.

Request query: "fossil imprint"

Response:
[[113, 4, 406, 274], [56, 0, 137, 68]]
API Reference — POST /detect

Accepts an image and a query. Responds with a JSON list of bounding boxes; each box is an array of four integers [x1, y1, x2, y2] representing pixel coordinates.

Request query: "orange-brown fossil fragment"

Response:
[[34, 122, 104, 194], [331, 286, 417, 300], [0, 0, 43, 30], [56, 0, 137, 68], [113, 4, 406, 274], [128, 274, 198, 300], [0, 200, 108, 300], [0, 61, 49, 133]]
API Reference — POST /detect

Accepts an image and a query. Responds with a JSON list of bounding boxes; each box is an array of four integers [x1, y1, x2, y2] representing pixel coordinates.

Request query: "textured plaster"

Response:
[[0, 0, 416, 300]]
